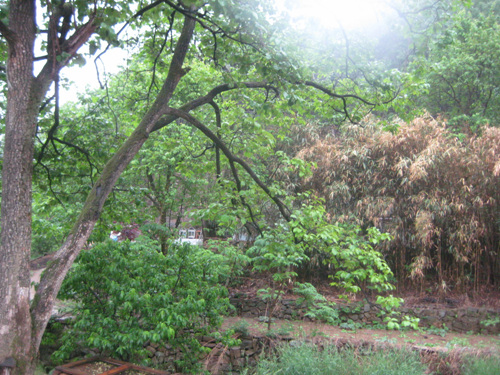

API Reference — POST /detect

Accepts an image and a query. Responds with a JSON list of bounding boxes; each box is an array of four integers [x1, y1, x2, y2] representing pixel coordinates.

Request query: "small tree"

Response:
[[55, 237, 230, 372], [248, 224, 306, 330], [248, 197, 402, 329]]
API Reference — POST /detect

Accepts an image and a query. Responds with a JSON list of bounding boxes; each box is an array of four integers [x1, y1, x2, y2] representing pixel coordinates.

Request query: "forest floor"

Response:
[[32, 258, 500, 373], [229, 274, 500, 310]]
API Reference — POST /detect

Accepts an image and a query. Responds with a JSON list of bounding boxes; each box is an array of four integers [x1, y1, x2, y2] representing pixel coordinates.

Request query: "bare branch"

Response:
[[39, 94, 55, 113], [37, 161, 65, 207], [36, 15, 98, 87], [148, 13, 176, 102], [161, 1, 266, 55], [52, 137, 97, 185], [132, 0, 166, 19], [93, 0, 173, 86], [386, 0, 446, 35], [304, 81, 377, 106], [208, 100, 263, 235]]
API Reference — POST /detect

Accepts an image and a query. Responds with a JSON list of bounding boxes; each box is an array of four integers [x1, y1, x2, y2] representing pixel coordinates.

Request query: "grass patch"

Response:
[[461, 355, 500, 375], [247, 343, 426, 375]]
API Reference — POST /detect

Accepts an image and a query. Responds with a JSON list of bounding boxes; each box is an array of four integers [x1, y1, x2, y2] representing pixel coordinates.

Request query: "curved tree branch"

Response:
[[164, 107, 292, 224], [152, 82, 279, 132], [52, 137, 97, 185], [304, 80, 400, 122], [37, 162, 65, 207], [0, 20, 15, 45], [208, 100, 263, 236], [304, 80, 377, 106], [31, 12, 198, 352]]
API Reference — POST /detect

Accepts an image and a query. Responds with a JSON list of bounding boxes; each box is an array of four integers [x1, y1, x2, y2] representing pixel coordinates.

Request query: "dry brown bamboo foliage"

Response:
[[294, 116, 499, 293]]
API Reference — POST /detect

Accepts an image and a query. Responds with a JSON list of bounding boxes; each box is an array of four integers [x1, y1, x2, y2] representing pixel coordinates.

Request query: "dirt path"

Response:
[[222, 316, 500, 355]]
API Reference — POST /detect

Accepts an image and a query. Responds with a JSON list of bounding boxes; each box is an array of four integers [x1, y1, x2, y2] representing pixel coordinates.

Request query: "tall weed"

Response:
[[250, 343, 426, 375]]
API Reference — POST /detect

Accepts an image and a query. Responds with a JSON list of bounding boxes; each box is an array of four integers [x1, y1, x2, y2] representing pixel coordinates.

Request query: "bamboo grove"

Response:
[[294, 116, 499, 294]]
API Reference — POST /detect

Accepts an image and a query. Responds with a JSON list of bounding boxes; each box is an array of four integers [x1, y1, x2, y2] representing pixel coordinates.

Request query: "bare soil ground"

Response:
[[230, 274, 500, 309]]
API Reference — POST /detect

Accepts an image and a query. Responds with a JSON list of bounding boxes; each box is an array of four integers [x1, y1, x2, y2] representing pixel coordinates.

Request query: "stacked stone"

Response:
[[230, 294, 500, 334]]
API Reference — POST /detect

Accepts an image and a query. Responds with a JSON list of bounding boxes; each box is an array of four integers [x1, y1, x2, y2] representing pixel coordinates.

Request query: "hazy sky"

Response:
[[52, 0, 392, 103], [281, 0, 390, 30]]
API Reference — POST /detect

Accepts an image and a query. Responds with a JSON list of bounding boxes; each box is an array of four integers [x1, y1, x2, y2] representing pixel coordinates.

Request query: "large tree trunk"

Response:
[[0, 1, 40, 373], [1, 0, 100, 367], [0, 0, 96, 371]]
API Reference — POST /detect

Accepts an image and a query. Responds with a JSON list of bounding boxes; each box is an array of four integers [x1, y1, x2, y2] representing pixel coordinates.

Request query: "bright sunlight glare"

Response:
[[279, 0, 391, 31]]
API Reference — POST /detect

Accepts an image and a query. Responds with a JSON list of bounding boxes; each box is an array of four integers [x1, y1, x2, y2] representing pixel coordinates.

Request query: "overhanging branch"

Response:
[[164, 107, 292, 223], [304, 80, 377, 106], [152, 82, 278, 132], [304, 80, 400, 122]]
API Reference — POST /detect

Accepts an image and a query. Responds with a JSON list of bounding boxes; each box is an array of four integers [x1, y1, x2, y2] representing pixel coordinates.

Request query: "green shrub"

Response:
[[294, 282, 339, 324], [250, 343, 426, 375], [231, 320, 251, 337], [54, 237, 230, 372]]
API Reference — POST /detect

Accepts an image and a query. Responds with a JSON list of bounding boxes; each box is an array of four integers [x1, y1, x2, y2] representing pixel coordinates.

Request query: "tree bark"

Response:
[[0, 1, 41, 372], [0, 2, 105, 374]]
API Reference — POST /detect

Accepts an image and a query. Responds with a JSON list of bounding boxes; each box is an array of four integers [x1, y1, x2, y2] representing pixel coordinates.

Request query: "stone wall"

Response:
[[141, 335, 268, 374], [201, 335, 267, 374], [143, 335, 367, 374], [229, 293, 500, 334]]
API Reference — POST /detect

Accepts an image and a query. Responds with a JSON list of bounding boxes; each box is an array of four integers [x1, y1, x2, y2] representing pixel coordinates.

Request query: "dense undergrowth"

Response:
[[53, 238, 233, 372]]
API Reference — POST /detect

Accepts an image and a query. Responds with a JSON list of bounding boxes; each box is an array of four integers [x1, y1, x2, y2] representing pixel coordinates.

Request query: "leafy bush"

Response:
[[249, 343, 426, 375], [31, 194, 75, 258], [205, 239, 250, 287], [54, 237, 230, 372], [248, 199, 399, 328], [231, 320, 251, 337], [294, 282, 339, 324]]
